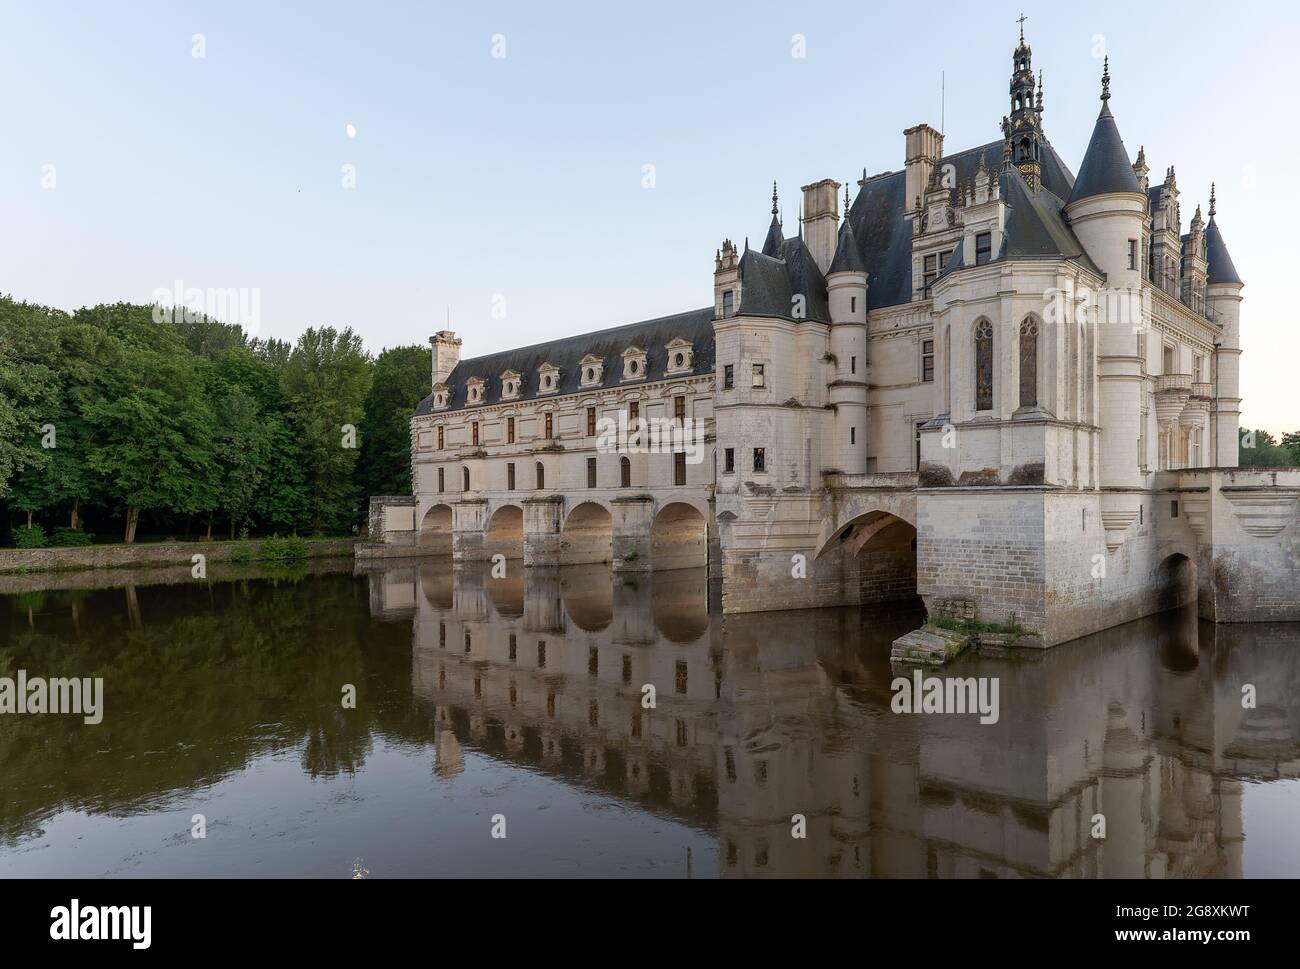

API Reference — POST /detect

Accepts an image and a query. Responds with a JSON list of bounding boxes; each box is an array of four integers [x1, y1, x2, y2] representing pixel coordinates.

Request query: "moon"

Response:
[[345, 123, 357, 138]]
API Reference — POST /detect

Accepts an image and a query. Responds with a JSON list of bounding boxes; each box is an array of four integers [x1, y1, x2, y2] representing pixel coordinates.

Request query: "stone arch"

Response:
[[1154, 551, 1197, 613], [562, 501, 613, 565], [817, 509, 919, 604], [484, 504, 523, 559], [651, 501, 707, 571], [418, 503, 453, 553]]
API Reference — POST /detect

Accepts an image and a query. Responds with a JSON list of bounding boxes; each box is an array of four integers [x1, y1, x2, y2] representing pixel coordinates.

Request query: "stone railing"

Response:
[[1154, 373, 1193, 395], [824, 471, 919, 491]]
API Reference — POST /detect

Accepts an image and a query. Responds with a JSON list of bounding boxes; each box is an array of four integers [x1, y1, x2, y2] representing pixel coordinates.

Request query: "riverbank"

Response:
[[0, 537, 357, 577]]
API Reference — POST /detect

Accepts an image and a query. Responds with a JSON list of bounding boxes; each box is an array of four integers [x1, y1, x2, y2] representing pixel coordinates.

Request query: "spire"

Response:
[[828, 215, 866, 275], [1004, 21, 1043, 189], [843, 180, 850, 214], [1205, 184, 1242, 285], [1036, 69, 1043, 112], [762, 181, 784, 257], [1066, 56, 1141, 205], [1135, 145, 1146, 167]]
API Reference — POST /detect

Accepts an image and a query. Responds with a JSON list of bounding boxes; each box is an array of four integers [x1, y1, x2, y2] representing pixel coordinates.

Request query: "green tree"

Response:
[[280, 326, 372, 534], [1238, 429, 1294, 468], [0, 299, 63, 511], [355, 345, 429, 499], [77, 304, 219, 542]]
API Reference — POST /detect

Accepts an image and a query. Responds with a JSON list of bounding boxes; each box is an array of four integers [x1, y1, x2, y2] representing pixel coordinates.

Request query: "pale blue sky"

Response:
[[1, 1, 1294, 431]]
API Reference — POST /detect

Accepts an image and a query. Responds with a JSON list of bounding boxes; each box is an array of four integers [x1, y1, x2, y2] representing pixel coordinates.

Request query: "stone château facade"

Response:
[[366, 31, 1300, 647]]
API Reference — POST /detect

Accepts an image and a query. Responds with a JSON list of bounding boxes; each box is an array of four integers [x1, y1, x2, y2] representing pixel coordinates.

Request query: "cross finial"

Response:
[[1017, 13, 1027, 43], [1101, 56, 1111, 103]]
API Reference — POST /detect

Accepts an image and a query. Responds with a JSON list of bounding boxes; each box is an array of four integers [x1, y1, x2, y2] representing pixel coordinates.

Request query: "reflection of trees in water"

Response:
[[0, 572, 429, 843]]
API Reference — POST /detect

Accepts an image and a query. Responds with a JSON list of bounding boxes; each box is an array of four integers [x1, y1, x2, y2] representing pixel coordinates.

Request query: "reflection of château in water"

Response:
[[370, 559, 1300, 877]]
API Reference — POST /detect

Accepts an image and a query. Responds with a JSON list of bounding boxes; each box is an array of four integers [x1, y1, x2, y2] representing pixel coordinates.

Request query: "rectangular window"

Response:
[[722, 290, 734, 318], [723, 364, 734, 389], [536, 463, 544, 489], [507, 416, 514, 443], [437, 467, 444, 493], [587, 457, 597, 488], [587, 406, 596, 436], [1127, 239, 1138, 270], [753, 447, 766, 473], [437, 425, 444, 450], [1193, 354, 1205, 383], [537, 641, 547, 669], [588, 647, 599, 676], [922, 339, 935, 382], [923, 253, 938, 291], [916, 422, 926, 471], [472, 421, 479, 446], [850, 427, 856, 445], [850, 355, 856, 375], [674, 396, 685, 422], [752, 363, 766, 388], [508, 634, 517, 661], [629, 401, 639, 421], [1171, 500, 1179, 519], [975, 232, 992, 266], [724, 447, 735, 473], [1163, 344, 1176, 374], [850, 296, 857, 313], [675, 661, 688, 694], [507, 462, 515, 490], [673, 451, 686, 486], [622, 654, 632, 684], [545, 412, 553, 439]]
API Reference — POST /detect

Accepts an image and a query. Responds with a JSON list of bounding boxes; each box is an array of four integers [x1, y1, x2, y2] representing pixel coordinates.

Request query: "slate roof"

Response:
[[736, 236, 830, 322], [1205, 217, 1243, 285], [843, 140, 1079, 309], [415, 307, 716, 415], [828, 218, 866, 274], [1066, 103, 1142, 204]]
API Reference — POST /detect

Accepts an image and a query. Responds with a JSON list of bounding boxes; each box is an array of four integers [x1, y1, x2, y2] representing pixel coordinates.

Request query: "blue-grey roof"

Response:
[[828, 217, 866, 274], [415, 307, 716, 415], [1205, 217, 1243, 286], [1066, 103, 1141, 204], [761, 215, 784, 257], [735, 236, 830, 323], [844, 139, 1078, 309]]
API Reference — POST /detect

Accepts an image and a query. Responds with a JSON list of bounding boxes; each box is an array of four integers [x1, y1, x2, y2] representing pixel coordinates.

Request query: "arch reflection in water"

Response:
[[400, 559, 1300, 878], [4, 563, 1300, 877]]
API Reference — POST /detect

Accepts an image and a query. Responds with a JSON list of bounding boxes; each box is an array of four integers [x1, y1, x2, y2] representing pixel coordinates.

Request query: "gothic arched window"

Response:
[[1019, 318, 1039, 408], [975, 319, 994, 411], [620, 456, 631, 488]]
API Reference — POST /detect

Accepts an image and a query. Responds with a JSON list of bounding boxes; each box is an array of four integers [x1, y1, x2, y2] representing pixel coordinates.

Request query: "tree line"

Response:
[[0, 297, 430, 546]]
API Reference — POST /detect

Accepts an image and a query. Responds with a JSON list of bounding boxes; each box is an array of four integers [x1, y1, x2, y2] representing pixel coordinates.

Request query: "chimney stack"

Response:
[[430, 330, 461, 386], [904, 124, 944, 213], [800, 178, 841, 274]]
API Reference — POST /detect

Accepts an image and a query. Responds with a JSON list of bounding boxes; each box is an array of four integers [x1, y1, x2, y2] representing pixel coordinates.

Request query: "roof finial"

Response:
[[1036, 69, 1043, 110], [1017, 12, 1027, 44], [1209, 182, 1217, 218], [843, 180, 850, 214], [771, 180, 779, 217], [1101, 56, 1111, 103]]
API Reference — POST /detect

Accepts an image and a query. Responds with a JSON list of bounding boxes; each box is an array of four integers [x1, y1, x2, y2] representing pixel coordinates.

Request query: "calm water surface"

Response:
[[2, 558, 1298, 878]]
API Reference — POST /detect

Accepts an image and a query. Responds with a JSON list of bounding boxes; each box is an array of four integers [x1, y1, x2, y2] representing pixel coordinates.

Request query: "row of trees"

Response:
[[0, 297, 430, 544], [1239, 430, 1300, 468]]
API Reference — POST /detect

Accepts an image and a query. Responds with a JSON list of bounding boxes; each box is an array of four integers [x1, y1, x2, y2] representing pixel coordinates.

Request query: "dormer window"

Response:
[[466, 377, 485, 404], [432, 382, 450, 409], [579, 354, 604, 387], [621, 345, 647, 382], [537, 362, 560, 394], [665, 338, 694, 375], [500, 369, 521, 400]]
